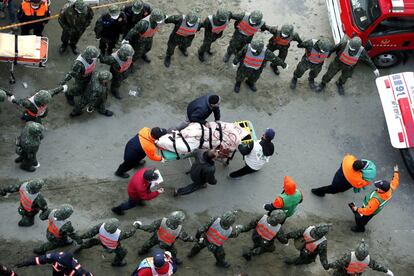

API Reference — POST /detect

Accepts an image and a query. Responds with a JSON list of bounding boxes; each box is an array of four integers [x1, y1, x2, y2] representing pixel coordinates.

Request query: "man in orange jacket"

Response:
[[17, 0, 50, 36], [349, 165, 399, 233]]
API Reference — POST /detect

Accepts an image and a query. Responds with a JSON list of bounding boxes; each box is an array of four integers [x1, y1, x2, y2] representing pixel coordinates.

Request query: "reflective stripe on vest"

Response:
[[19, 182, 39, 212], [272, 32, 293, 46], [306, 39, 329, 64], [176, 15, 199, 37], [245, 140, 269, 170], [236, 13, 263, 37], [243, 45, 266, 70], [363, 190, 391, 215], [255, 215, 281, 241], [98, 223, 121, 250], [339, 41, 363, 66], [21, 1, 48, 16], [157, 217, 182, 246], [26, 95, 47, 118], [112, 52, 132, 73], [208, 15, 229, 34], [140, 15, 161, 38], [138, 257, 174, 276], [303, 226, 326, 253], [279, 190, 302, 217], [76, 55, 97, 77], [345, 251, 370, 274], [68, 263, 82, 276], [205, 218, 232, 246], [47, 210, 67, 238]]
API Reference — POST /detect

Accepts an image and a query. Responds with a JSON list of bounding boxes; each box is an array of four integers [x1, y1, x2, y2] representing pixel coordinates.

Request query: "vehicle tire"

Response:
[[400, 148, 414, 179], [373, 52, 402, 68]]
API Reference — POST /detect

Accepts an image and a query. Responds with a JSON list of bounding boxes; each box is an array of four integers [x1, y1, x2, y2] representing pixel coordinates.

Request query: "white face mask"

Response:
[[281, 32, 289, 38], [31, 3, 40, 9], [349, 46, 356, 51], [320, 49, 327, 54], [111, 13, 120, 20], [250, 47, 257, 53], [186, 21, 196, 27], [248, 18, 255, 25]]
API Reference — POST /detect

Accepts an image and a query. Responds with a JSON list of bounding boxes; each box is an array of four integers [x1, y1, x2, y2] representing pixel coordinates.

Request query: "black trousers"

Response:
[[312, 165, 352, 194], [175, 182, 205, 196], [354, 213, 375, 231], [116, 136, 146, 174], [229, 164, 258, 178]]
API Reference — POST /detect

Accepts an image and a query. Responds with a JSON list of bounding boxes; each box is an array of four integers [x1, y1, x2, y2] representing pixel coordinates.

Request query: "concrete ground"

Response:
[[0, 0, 413, 275]]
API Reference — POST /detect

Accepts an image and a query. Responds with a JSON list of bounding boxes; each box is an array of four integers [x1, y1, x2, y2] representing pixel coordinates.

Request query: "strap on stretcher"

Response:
[[14, 34, 18, 65], [197, 122, 223, 150], [169, 131, 191, 160]]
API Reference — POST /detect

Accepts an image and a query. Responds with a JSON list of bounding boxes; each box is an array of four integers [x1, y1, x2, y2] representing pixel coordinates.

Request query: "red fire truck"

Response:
[[326, 0, 414, 68]]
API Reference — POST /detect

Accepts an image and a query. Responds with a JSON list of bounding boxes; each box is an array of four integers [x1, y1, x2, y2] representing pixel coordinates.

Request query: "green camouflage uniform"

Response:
[[329, 252, 389, 275], [198, 12, 232, 56], [61, 60, 94, 98], [15, 122, 44, 172], [293, 39, 330, 80], [267, 27, 302, 72], [100, 52, 132, 98], [165, 15, 201, 57]]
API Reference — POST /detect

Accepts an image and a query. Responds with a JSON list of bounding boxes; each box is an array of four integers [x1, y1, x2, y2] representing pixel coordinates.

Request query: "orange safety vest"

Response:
[[306, 39, 329, 64], [176, 15, 199, 37], [21, 1, 48, 17], [243, 44, 266, 70], [205, 218, 232, 246], [138, 127, 162, 161], [303, 226, 326, 253], [98, 223, 121, 250], [112, 52, 132, 73], [208, 15, 229, 34], [255, 215, 281, 241], [76, 55, 97, 77], [342, 154, 370, 189], [19, 182, 39, 212], [236, 13, 263, 37], [156, 217, 182, 246], [26, 95, 47, 118], [339, 41, 363, 66], [140, 15, 161, 38], [345, 251, 370, 274], [47, 210, 67, 238]]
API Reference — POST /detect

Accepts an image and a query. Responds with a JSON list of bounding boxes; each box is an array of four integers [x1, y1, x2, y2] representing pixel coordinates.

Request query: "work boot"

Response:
[[99, 110, 114, 117], [351, 226, 365, 233], [15, 156, 23, 163], [18, 217, 34, 227], [242, 251, 252, 261], [290, 77, 298, 90], [114, 170, 129, 178], [65, 94, 75, 106], [272, 65, 280, 75], [141, 54, 151, 63], [111, 206, 125, 216], [164, 56, 171, 68], [198, 51, 205, 62], [308, 78, 317, 90], [234, 82, 241, 93], [206, 50, 213, 55], [112, 91, 122, 100], [315, 82, 326, 93], [215, 261, 231, 268], [20, 164, 36, 172], [70, 111, 82, 117], [173, 189, 179, 197], [59, 44, 67, 54], [70, 45, 80, 55], [336, 81, 345, 95], [223, 52, 230, 63], [179, 47, 188, 56], [246, 81, 257, 92], [111, 260, 127, 267], [311, 188, 325, 197]]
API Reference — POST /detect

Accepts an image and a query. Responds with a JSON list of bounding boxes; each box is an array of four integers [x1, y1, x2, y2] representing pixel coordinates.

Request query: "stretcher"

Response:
[[0, 33, 49, 84]]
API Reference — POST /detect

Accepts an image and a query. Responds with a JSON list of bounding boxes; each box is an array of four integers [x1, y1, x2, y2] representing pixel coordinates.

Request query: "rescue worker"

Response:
[[134, 211, 195, 264], [34, 204, 83, 254], [114, 127, 167, 178], [9, 85, 68, 124], [112, 168, 164, 214], [17, 0, 50, 36], [0, 179, 48, 227], [290, 37, 333, 90], [311, 154, 376, 197], [285, 223, 330, 269], [316, 36, 380, 95], [328, 240, 394, 276], [16, 251, 93, 276], [94, 5, 127, 56], [229, 128, 275, 178], [198, 9, 231, 62], [101, 43, 134, 99], [223, 10, 270, 63], [232, 40, 286, 93], [132, 249, 177, 276], [238, 210, 288, 261], [164, 12, 202, 68], [0, 264, 17, 276], [60, 46, 100, 106], [349, 165, 399, 232], [123, 0, 152, 34], [76, 218, 136, 266], [267, 24, 302, 75], [15, 121, 44, 172], [263, 176, 304, 218], [58, 0, 94, 55], [123, 8, 165, 65], [187, 210, 241, 268], [69, 70, 114, 117]]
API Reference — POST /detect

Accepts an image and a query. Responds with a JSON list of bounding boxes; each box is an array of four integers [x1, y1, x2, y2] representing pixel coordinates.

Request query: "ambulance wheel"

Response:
[[400, 148, 414, 179], [373, 52, 402, 68]]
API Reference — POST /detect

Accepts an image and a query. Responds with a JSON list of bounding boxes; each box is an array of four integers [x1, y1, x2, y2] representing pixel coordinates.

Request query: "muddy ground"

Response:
[[0, 0, 414, 275]]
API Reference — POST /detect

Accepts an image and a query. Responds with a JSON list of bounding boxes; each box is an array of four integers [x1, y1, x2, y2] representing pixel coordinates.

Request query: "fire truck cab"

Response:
[[326, 0, 414, 68]]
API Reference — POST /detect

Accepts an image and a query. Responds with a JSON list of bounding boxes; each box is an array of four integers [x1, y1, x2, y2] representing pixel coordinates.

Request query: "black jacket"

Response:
[[95, 12, 128, 40], [190, 149, 217, 185], [239, 138, 274, 156], [187, 95, 220, 124]]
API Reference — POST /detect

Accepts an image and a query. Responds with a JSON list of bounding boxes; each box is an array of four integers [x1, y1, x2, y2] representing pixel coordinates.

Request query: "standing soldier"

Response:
[[60, 46, 100, 106], [58, 0, 94, 55], [17, 0, 50, 36], [123, 0, 152, 36], [238, 210, 288, 261], [223, 10, 269, 63], [198, 9, 231, 62], [0, 179, 48, 227], [15, 121, 44, 172], [70, 70, 114, 117], [134, 211, 194, 264], [328, 240, 394, 276], [187, 211, 241, 268], [267, 24, 302, 75], [232, 40, 286, 93], [163, 12, 201, 68], [316, 36, 380, 95], [76, 218, 136, 267], [285, 223, 330, 269], [101, 44, 134, 99], [290, 37, 333, 90], [94, 4, 127, 56]]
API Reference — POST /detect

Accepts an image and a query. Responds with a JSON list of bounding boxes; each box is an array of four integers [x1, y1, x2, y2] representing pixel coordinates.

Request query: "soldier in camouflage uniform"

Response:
[[135, 211, 194, 264], [233, 40, 286, 93], [328, 240, 394, 276], [197, 9, 231, 62], [0, 179, 48, 227], [101, 44, 134, 99], [223, 10, 270, 63], [238, 210, 288, 261], [187, 211, 241, 268], [70, 70, 114, 117], [15, 121, 44, 172], [285, 223, 330, 269], [267, 24, 302, 75], [290, 37, 333, 90], [123, 0, 152, 37], [58, 0, 94, 55], [76, 218, 136, 266], [316, 36, 379, 95], [34, 204, 83, 255], [164, 12, 202, 68], [60, 46, 100, 106]]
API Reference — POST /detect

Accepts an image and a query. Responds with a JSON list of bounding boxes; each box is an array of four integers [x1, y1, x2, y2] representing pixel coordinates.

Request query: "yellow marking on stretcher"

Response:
[[235, 120, 255, 144]]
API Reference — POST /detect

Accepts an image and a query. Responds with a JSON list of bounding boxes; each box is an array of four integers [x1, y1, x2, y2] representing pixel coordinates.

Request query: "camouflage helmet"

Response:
[[54, 204, 74, 220], [98, 70, 113, 81], [267, 210, 286, 226], [167, 211, 186, 228], [26, 178, 44, 194], [150, 9, 165, 24], [250, 40, 264, 52], [220, 210, 236, 228], [104, 218, 121, 233], [280, 24, 294, 37], [316, 37, 333, 53], [73, 0, 87, 14], [26, 121, 45, 136], [131, 0, 143, 14], [349, 36, 362, 50], [216, 8, 229, 23], [34, 90, 51, 105], [355, 239, 369, 261], [249, 10, 263, 25], [109, 4, 121, 16], [186, 11, 199, 25], [0, 89, 6, 102], [118, 44, 134, 60], [83, 46, 100, 60], [311, 223, 331, 239]]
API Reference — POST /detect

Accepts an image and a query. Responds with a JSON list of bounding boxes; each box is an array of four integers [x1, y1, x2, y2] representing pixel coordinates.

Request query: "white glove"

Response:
[[198, 237, 204, 243], [8, 95, 15, 102], [285, 64, 289, 70], [232, 63, 237, 69], [386, 270, 394, 276], [160, 158, 165, 163], [121, 39, 129, 44], [62, 84, 68, 92], [373, 69, 380, 77], [34, 162, 40, 168], [284, 241, 290, 246], [157, 187, 165, 193], [133, 220, 142, 228], [235, 225, 243, 231]]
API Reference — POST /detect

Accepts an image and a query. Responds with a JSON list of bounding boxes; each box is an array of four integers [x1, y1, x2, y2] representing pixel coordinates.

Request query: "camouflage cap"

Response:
[[221, 210, 236, 228], [0, 89, 6, 102], [167, 211, 186, 228], [34, 90, 51, 105], [349, 36, 362, 50], [150, 8, 165, 24], [280, 24, 294, 37], [26, 121, 45, 135], [83, 46, 100, 60], [131, 0, 143, 14], [118, 44, 134, 60], [250, 40, 264, 52], [74, 0, 87, 14], [186, 11, 199, 25], [98, 70, 112, 81], [109, 4, 121, 16], [216, 8, 229, 22], [55, 204, 74, 220], [249, 10, 263, 25], [267, 210, 286, 226], [316, 37, 333, 53], [26, 178, 44, 194], [312, 223, 331, 239], [355, 239, 369, 260], [104, 218, 121, 233]]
